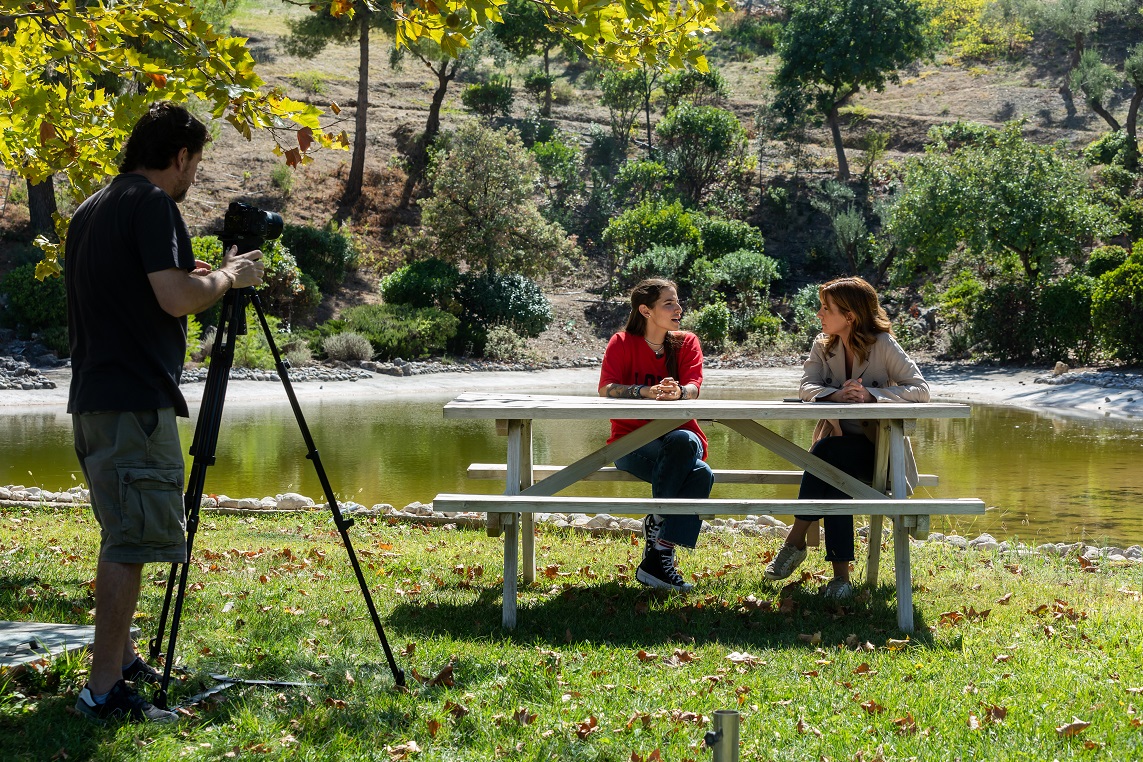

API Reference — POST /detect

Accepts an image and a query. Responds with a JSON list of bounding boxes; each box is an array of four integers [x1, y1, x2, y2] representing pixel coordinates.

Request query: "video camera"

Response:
[[221, 201, 283, 254]]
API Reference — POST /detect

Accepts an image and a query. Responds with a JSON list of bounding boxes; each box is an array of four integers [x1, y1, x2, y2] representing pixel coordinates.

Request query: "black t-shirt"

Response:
[[66, 173, 194, 416]]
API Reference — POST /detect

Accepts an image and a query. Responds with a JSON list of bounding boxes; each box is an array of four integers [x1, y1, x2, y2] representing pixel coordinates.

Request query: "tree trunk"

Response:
[[400, 60, 456, 208], [1125, 86, 1142, 171], [27, 176, 58, 242], [642, 66, 654, 156], [826, 105, 850, 180], [1089, 98, 1121, 131], [343, 6, 370, 204], [542, 47, 552, 117]]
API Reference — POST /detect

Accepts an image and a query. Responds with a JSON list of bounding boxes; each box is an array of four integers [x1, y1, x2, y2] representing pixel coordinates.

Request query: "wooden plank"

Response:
[[466, 464, 939, 487], [444, 393, 970, 422], [520, 421, 535, 585], [519, 419, 680, 497], [867, 420, 892, 589], [432, 493, 986, 516], [720, 419, 888, 500]]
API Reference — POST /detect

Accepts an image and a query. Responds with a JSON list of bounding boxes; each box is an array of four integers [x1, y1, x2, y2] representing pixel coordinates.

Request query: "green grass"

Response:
[[2, 504, 1141, 760]]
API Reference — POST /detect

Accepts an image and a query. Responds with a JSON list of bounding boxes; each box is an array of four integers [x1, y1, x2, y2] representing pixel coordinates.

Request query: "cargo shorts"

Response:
[[72, 408, 187, 564]]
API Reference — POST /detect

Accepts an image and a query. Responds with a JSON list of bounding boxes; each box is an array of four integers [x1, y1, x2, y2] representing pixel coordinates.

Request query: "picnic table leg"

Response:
[[888, 420, 914, 632], [502, 420, 530, 629], [519, 421, 535, 585], [503, 513, 518, 630], [866, 421, 891, 590]]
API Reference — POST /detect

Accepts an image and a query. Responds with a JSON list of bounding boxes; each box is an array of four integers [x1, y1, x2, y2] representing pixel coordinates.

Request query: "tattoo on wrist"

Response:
[[606, 383, 642, 399], [679, 386, 688, 400]]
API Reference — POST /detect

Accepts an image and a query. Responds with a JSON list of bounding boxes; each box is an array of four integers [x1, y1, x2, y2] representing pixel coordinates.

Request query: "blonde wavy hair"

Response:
[[817, 276, 892, 364]]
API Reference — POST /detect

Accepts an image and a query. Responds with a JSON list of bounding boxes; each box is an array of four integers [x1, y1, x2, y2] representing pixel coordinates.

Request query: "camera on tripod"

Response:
[[221, 201, 283, 254]]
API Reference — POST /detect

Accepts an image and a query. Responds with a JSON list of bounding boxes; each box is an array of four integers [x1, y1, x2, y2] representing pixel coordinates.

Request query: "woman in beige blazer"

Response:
[[764, 277, 929, 600]]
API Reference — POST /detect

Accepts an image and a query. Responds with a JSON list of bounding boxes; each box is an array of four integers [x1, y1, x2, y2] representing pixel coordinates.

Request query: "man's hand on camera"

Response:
[[222, 245, 266, 289]]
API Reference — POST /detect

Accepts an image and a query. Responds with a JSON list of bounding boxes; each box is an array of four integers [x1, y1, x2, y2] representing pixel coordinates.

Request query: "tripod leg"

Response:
[[152, 290, 244, 708], [249, 294, 406, 687]]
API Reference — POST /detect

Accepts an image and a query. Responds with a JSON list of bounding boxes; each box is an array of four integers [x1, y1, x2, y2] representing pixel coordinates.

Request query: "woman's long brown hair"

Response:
[[817, 276, 892, 364], [624, 278, 682, 379]]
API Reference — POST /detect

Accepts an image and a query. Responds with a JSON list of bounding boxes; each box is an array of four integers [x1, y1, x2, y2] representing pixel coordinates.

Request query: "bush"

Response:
[[322, 331, 374, 362], [341, 304, 460, 360], [0, 262, 67, 339], [380, 258, 462, 310], [280, 223, 358, 294], [585, 124, 625, 170], [621, 244, 693, 286], [1036, 274, 1096, 364], [938, 269, 984, 356], [970, 281, 1037, 362], [483, 325, 528, 361], [655, 104, 750, 205], [191, 236, 316, 325], [1092, 260, 1143, 363], [681, 301, 730, 351], [1086, 246, 1128, 278], [522, 70, 554, 104], [457, 272, 553, 338], [716, 13, 782, 58], [613, 160, 671, 207], [1083, 130, 1135, 167], [714, 248, 781, 309], [603, 199, 701, 268], [659, 68, 728, 110], [228, 305, 280, 369], [461, 75, 514, 119], [787, 283, 824, 351], [694, 215, 766, 259]]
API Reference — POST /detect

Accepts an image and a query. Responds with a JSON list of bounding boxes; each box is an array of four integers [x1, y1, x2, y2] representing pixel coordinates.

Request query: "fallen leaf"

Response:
[[513, 707, 537, 725], [985, 705, 1008, 724], [637, 650, 658, 662], [797, 631, 822, 645], [726, 651, 763, 666], [993, 653, 1012, 664], [576, 716, 599, 739], [796, 717, 823, 737], [997, 593, 1013, 605], [444, 700, 468, 719], [884, 638, 910, 650], [324, 698, 346, 709], [860, 699, 885, 714], [854, 663, 875, 675], [968, 713, 982, 730], [893, 713, 917, 734], [426, 718, 440, 737], [1055, 717, 1091, 737], [386, 740, 421, 760]]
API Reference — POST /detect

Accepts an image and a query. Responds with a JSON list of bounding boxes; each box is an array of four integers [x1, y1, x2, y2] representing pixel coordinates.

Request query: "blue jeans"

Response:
[[614, 429, 713, 548], [796, 434, 875, 563]]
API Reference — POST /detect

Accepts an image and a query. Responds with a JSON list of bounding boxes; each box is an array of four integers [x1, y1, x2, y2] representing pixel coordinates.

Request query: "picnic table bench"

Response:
[[433, 393, 985, 632]]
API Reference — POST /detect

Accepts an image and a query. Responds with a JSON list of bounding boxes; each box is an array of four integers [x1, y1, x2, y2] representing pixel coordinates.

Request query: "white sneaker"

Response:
[[764, 543, 808, 581]]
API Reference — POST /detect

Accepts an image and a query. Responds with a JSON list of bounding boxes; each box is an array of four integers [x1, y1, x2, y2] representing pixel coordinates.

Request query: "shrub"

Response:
[[585, 124, 625, 170], [694, 215, 766, 259], [938, 269, 984, 355], [1086, 245, 1128, 278], [716, 13, 782, 58], [380, 258, 462, 310], [1092, 260, 1143, 363], [229, 305, 280, 369], [621, 244, 693, 286], [681, 301, 730, 351], [461, 75, 514, 119], [599, 67, 643, 153], [970, 281, 1036, 362], [185, 314, 203, 365], [686, 257, 720, 305], [271, 164, 294, 196], [1083, 130, 1134, 166], [341, 304, 460, 360], [1036, 274, 1096, 364], [457, 272, 553, 338], [530, 134, 585, 229], [655, 104, 750, 205], [0, 262, 67, 339], [715, 249, 781, 309], [483, 325, 528, 361], [659, 68, 729, 110], [613, 160, 670, 207], [522, 70, 554, 104], [788, 283, 824, 350], [284, 341, 314, 368], [280, 222, 358, 294], [603, 199, 701, 268], [322, 331, 374, 362]]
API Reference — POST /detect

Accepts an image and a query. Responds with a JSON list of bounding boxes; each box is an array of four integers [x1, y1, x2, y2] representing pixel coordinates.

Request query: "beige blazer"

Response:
[[799, 331, 930, 492]]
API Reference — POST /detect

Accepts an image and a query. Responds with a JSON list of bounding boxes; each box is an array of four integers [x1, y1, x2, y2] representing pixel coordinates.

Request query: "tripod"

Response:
[[148, 285, 405, 709]]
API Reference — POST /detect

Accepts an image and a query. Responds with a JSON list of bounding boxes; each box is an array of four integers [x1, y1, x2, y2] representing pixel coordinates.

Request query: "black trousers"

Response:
[[796, 434, 875, 563]]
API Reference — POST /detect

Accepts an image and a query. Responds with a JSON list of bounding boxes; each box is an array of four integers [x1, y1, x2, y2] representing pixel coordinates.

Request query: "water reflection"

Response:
[[2, 389, 1141, 546]]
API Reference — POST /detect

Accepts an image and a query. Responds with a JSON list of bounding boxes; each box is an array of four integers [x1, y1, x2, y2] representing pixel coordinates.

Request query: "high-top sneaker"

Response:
[[642, 514, 664, 561], [636, 546, 693, 592]]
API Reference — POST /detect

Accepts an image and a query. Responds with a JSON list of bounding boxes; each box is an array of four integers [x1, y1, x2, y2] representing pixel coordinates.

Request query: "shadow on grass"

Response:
[[390, 580, 940, 651]]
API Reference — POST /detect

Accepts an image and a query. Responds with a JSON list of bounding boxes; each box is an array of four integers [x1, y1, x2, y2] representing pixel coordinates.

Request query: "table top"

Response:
[[443, 392, 970, 421]]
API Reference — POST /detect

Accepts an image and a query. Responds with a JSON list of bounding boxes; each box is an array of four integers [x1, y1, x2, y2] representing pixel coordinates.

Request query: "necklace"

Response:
[[644, 337, 664, 350]]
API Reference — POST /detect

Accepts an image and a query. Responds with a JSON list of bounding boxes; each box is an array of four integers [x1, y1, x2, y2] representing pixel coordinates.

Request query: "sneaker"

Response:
[[74, 680, 178, 725], [764, 543, 808, 581], [642, 514, 663, 560], [636, 548, 693, 592], [122, 656, 161, 685], [821, 578, 855, 601]]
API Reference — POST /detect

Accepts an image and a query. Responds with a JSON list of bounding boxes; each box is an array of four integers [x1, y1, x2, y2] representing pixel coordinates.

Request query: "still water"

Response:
[[2, 389, 1141, 547]]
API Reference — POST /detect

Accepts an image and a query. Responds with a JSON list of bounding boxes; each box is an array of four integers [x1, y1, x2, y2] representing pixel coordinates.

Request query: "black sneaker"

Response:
[[122, 656, 161, 685], [636, 547, 693, 592], [74, 680, 178, 725], [642, 514, 664, 561]]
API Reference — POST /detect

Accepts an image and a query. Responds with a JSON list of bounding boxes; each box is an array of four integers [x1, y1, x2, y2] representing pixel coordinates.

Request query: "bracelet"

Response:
[[679, 386, 688, 400], [219, 268, 236, 290], [629, 384, 643, 399]]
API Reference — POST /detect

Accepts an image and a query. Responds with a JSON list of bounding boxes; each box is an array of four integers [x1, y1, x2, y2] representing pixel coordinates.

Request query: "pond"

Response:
[[2, 384, 1141, 547]]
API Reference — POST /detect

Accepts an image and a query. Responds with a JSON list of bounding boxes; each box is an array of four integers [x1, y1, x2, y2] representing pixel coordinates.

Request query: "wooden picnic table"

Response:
[[433, 393, 983, 632]]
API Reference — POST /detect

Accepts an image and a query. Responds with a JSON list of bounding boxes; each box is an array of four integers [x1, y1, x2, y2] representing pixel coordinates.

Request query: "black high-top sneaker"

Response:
[[636, 546, 693, 592], [642, 514, 664, 561]]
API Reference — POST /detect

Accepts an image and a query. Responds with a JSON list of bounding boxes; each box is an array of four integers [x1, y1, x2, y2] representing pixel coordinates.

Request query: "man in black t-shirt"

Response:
[[67, 102, 265, 724]]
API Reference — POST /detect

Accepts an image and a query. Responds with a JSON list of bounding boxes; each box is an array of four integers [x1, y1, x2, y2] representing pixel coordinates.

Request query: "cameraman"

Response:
[[65, 102, 264, 724]]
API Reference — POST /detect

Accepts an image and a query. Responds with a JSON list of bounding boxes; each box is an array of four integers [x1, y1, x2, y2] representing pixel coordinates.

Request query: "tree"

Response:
[[774, 0, 929, 179], [1070, 44, 1143, 169], [0, 0, 343, 279], [491, 0, 569, 116], [655, 104, 750, 205], [282, 1, 396, 203], [412, 122, 575, 278], [883, 121, 1119, 284]]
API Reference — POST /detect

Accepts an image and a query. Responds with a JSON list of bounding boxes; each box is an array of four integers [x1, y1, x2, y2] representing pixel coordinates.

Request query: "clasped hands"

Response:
[[650, 377, 684, 401], [828, 378, 875, 404]]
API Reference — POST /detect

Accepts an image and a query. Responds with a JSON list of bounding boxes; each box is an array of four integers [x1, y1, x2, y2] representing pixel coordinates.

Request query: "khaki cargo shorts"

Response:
[[73, 409, 187, 564]]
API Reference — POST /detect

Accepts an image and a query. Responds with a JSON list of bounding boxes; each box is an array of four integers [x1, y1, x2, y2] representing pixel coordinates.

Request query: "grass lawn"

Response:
[[1, 505, 1141, 760]]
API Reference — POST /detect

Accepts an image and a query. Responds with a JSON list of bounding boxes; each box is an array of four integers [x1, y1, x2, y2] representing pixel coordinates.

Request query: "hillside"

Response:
[[1, 3, 1139, 363]]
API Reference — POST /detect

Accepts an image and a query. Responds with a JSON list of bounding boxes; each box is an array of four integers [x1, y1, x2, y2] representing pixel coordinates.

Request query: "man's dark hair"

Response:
[[118, 102, 210, 173]]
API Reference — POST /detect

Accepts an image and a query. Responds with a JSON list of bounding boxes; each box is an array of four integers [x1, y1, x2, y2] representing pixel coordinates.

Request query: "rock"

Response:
[[0, 487, 11, 500], [1053, 361, 1069, 376], [275, 493, 314, 510], [372, 503, 394, 513], [586, 515, 610, 529], [945, 535, 968, 549], [54, 492, 74, 503], [1037, 543, 1061, 556], [236, 497, 263, 510], [1108, 554, 1128, 562], [968, 533, 996, 548], [927, 532, 946, 543], [1126, 546, 1142, 560]]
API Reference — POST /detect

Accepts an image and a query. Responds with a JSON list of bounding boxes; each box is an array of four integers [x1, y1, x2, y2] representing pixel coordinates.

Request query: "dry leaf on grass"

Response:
[[968, 713, 982, 731], [796, 717, 823, 737], [386, 741, 421, 760], [997, 592, 1013, 605], [630, 750, 663, 762], [513, 707, 537, 726], [726, 651, 764, 666], [444, 700, 469, 718], [576, 716, 600, 739], [860, 699, 886, 714], [1055, 717, 1091, 737], [798, 631, 822, 645], [893, 713, 917, 734], [426, 718, 441, 738], [637, 649, 658, 662]]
